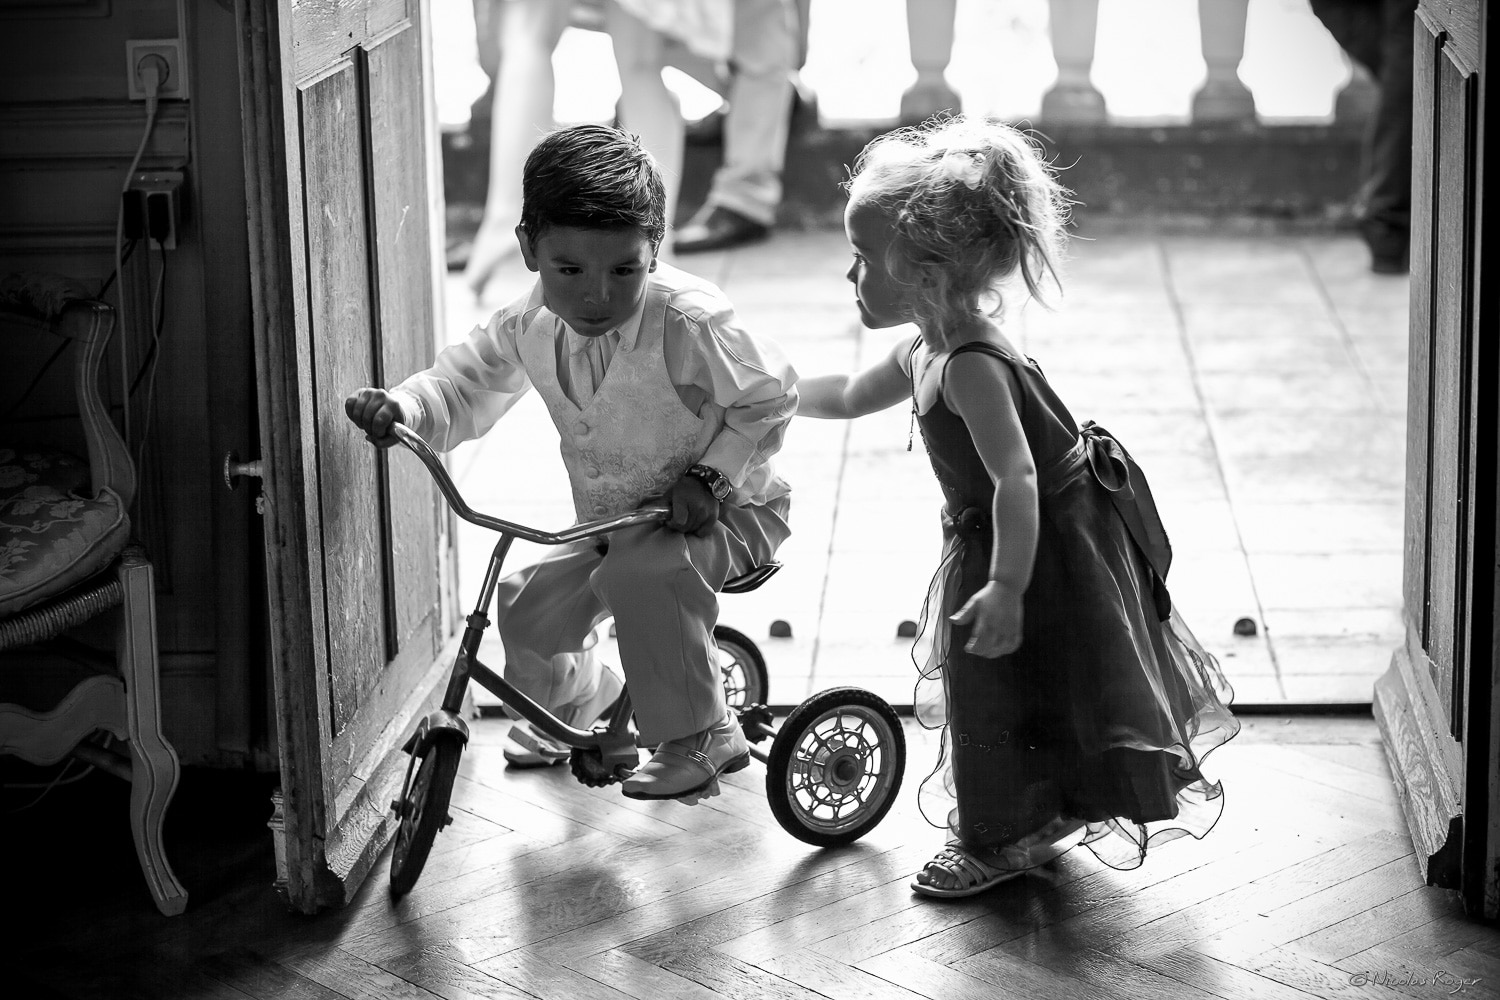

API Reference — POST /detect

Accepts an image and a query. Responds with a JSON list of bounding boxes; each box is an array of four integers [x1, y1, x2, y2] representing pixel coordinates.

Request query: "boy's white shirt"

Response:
[[390, 261, 797, 507]]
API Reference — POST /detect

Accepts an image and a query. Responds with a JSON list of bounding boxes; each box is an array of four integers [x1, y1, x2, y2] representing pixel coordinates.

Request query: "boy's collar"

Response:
[[564, 292, 648, 352]]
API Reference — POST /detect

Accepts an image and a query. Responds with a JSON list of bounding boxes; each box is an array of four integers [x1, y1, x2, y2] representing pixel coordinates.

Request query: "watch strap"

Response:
[[686, 463, 732, 501]]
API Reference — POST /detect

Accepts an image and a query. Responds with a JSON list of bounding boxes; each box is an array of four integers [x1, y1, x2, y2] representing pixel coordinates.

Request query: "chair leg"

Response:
[[117, 548, 189, 916]]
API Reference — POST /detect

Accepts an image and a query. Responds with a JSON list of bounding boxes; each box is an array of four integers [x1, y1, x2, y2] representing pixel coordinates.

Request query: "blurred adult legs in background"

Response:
[[607, 1, 692, 248], [685, 0, 811, 141], [672, 0, 798, 253], [1308, 0, 1417, 274], [465, 0, 576, 300]]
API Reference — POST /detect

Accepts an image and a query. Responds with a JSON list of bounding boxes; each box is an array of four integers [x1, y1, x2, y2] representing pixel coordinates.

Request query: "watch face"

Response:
[[692, 465, 729, 500]]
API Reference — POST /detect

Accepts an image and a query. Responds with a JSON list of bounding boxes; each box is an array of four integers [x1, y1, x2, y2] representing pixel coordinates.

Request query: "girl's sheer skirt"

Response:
[[912, 532, 1240, 873]]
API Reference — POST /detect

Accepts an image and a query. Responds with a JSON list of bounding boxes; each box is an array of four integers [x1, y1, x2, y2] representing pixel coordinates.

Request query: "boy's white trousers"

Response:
[[493, 496, 790, 744]]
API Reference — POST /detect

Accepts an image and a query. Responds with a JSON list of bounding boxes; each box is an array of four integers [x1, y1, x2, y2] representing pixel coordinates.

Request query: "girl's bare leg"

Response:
[[465, 0, 574, 300]]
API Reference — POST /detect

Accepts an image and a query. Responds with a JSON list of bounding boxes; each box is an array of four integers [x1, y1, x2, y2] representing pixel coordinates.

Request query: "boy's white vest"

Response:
[[519, 285, 717, 521]]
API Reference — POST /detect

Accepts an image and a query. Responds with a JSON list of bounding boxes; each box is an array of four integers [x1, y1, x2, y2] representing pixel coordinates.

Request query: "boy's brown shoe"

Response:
[[621, 712, 750, 800]]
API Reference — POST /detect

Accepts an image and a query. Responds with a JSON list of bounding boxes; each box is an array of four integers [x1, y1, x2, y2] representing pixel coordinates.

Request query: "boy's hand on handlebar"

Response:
[[665, 474, 720, 536], [345, 388, 403, 448]]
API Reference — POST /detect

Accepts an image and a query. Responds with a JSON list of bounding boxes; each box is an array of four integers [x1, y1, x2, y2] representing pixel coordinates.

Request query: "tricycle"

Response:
[[382, 422, 907, 896]]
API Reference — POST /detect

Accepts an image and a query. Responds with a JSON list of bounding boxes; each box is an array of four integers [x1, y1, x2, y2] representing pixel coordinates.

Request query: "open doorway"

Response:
[[426, 1, 1407, 714]]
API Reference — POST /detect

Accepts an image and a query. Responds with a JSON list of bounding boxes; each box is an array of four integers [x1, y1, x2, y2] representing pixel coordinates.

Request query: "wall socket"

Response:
[[126, 39, 189, 101], [123, 170, 185, 249]]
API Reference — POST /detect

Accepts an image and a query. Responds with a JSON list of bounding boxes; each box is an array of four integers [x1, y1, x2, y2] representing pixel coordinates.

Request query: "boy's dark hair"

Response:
[[519, 124, 667, 247]]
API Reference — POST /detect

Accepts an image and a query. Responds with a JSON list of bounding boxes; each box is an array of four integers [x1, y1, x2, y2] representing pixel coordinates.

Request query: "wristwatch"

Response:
[[686, 463, 732, 501]]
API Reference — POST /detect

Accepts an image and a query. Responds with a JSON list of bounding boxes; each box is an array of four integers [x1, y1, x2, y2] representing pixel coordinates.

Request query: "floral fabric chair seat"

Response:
[[0, 448, 130, 617]]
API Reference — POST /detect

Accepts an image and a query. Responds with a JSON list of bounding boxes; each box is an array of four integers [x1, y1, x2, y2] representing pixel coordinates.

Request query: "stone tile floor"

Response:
[[438, 225, 1408, 709]]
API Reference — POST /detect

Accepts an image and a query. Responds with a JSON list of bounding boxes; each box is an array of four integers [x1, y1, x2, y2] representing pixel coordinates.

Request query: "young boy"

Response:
[[345, 124, 796, 802]]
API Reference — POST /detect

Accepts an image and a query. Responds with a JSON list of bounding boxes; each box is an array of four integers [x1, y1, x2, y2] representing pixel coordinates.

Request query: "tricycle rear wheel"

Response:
[[766, 687, 905, 847], [713, 624, 769, 709]]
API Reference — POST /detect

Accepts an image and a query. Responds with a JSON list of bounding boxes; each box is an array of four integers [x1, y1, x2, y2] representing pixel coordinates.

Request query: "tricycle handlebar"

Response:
[[389, 422, 670, 543]]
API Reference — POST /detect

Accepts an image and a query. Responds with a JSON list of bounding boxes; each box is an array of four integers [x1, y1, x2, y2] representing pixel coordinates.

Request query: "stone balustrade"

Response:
[[895, 0, 1370, 128]]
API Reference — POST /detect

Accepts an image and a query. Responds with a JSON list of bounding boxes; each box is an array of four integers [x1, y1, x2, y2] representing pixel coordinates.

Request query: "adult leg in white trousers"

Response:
[[674, 0, 795, 249], [607, 1, 687, 236]]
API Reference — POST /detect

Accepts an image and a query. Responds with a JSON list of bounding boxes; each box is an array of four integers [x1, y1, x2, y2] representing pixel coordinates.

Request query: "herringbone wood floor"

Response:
[[13, 714, 1500, 999]]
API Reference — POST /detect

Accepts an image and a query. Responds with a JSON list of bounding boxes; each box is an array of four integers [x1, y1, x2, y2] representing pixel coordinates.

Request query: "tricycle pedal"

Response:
[[738, 703, 775, 743]]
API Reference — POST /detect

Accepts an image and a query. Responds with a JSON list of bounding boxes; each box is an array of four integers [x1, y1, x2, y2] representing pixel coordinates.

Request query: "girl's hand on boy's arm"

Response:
[[950, 582, 1024, 658], [795, 340, 912, 419], [665, 474, 720, 537], [792, 374, 848, 418], [345, 387, 404, 447]]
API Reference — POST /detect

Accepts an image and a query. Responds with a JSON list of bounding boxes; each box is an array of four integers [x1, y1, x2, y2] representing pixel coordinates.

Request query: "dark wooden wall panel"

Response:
[[0, 1, 263, 766]]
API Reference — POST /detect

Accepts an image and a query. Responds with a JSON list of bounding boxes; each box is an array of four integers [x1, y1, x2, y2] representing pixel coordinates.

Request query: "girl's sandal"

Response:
[[911, 845, 1024, 898]]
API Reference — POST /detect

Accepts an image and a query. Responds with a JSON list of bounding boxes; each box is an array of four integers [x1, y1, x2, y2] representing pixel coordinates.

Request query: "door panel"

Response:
[[291, 0, 408, 80], [1428, 50, 1476, 733], [239, 0, 452, 911], [1405, 21, 1435, 648], [1376, 0, 1495, 918], [367, 25, 441, 656], [300, 59, 389, 732]]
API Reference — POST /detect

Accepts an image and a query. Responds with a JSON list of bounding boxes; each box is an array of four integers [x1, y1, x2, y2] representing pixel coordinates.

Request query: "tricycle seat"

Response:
[[722, 561, 781, 594]]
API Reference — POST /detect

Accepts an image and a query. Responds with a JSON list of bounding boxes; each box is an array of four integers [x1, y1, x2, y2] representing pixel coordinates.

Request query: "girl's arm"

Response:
[[796, 336, 915, 418], [943, 351, 1039, 657]]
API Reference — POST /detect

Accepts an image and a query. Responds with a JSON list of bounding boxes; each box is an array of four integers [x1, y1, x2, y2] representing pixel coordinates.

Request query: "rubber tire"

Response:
[[713, 624, 769, 709], [766, 687, 906, 847], [388, 735, 463, 897]]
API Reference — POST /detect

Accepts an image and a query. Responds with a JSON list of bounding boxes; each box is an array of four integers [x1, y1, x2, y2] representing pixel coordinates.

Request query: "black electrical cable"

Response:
[[129, 240, 167, 398], [132, 241, 168, 477], [96, 238, 139, 299]]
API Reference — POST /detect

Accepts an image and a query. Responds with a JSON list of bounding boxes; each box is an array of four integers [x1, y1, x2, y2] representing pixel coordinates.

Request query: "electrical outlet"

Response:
[[125, 39, 189, 101], [126, 170, 184, 249]]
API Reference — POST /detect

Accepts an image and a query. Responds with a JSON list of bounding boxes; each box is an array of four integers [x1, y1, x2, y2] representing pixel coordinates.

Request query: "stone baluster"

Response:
[[900, 0, 961, 123], [1192, 0, 1257, 122], [1040, 0, 1107, 124], [1333, 51, 1379, 125]]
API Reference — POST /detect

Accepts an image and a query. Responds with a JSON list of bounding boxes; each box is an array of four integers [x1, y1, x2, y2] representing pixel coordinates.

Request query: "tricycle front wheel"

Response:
[[389, 735, 462, 897], [766, 687, 905, 847]]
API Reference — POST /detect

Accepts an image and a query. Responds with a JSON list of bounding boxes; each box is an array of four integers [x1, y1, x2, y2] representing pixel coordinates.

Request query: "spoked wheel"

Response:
[[713, 625, 769, 710], [389, 735, 463, 897], [766, 687, 906, 847]]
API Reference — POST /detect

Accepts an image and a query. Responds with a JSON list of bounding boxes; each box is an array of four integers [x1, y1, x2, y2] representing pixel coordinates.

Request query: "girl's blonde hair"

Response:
[[846, 115, 1071, 344]]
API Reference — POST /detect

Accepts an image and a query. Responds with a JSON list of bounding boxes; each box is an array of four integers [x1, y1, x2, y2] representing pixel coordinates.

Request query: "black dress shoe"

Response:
[[1360, 218, 1409, 275], [673, 207, 770, 254]]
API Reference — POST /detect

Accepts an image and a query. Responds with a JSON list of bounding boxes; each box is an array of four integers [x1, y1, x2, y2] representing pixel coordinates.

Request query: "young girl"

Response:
[[796, 115, 1239, 898]]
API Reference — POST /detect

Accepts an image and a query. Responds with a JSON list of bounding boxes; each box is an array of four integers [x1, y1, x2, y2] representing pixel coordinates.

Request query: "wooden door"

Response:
[[1374, 0, 1498, 917], [236, 0, 455, 912]]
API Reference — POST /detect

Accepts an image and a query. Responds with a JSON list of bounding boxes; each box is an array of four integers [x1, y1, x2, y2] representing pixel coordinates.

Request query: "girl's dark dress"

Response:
[[909, 340, 1238, 871]]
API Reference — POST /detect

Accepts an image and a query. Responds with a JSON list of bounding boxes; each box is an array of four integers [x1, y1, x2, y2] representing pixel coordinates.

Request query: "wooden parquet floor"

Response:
[[12, 714, 1500, 999]]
